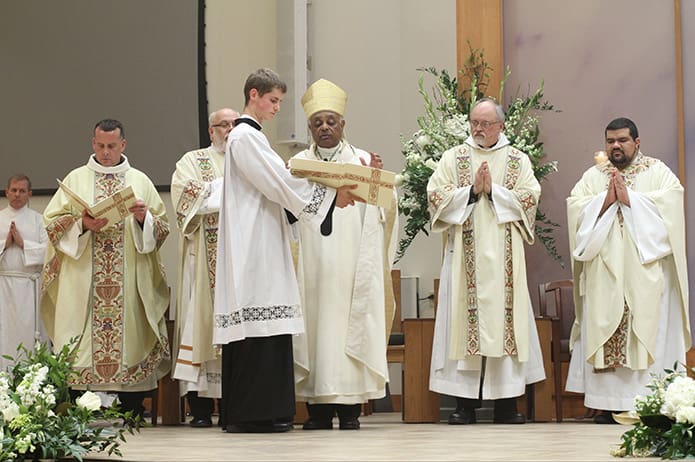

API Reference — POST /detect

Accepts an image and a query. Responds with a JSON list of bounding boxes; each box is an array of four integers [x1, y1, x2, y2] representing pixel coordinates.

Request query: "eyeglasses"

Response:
[[470, 120, 500, 129], [211, 120, 235, 129]]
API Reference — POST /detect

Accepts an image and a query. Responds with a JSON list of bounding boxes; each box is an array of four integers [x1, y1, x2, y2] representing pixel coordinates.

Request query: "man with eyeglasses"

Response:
[[566, 117, 689, 423], [427, 97, 545, 425], [171, 108, 239, 428]]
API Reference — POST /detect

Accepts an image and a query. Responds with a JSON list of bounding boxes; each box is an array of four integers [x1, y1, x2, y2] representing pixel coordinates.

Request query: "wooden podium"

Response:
[[402, 318, 440, 423]]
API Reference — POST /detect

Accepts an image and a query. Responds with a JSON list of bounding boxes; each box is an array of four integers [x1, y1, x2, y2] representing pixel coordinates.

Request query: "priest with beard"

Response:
[[427, 97, 545, 425], [566, 117, 690, 424]]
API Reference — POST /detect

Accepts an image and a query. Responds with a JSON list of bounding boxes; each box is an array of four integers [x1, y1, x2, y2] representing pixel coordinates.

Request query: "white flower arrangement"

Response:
[[615, 366, 695, 459], [0, 340, 140, 461], [396, 45, 561, 263]]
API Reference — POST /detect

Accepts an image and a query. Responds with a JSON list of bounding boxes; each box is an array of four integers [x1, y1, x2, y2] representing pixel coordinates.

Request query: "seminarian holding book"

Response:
[[292, 79, 398, 430], [41, 118, 171, 420]]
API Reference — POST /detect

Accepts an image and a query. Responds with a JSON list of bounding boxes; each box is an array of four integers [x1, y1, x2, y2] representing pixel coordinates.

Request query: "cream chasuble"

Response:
[[427, 136, 545, 399], [171, 146, 224, 398], [41, 155, 171, 392], [292, 143, 398, 404], [0, 205, 48, 370], [565, 153, 690, 410], [213, 117, 337, 344]]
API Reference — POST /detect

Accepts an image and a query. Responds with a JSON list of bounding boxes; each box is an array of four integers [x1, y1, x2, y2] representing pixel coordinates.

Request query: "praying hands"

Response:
[[4, 221, 24, 249]]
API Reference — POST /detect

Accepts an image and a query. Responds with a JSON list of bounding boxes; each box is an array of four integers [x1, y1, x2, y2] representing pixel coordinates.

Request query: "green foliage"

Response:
[[615, 365, 695, 459], [0, 340, 140, 461], [396, 44, 562, 264]]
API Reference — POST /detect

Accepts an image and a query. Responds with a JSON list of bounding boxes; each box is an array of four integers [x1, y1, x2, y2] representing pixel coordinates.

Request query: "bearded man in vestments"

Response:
[[171, 107, 239, 428], [427, 98, 545, 425], [213, 69, 359, 433], [0, 174, 47, 370], [292, 79, 398, 430], [41, 119, 171, 419], [566, 117, 690, 424]]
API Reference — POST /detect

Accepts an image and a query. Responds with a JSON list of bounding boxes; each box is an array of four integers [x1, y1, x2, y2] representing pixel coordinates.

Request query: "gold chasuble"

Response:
[[170, 146, 223, 394], [428, 139, 539, 363], [41, 156, 171, 391]]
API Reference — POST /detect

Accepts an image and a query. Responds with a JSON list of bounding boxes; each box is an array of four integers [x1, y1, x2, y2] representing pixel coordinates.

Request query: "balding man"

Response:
[[171, 108, 240, 427], [427, 98, 545, 425]]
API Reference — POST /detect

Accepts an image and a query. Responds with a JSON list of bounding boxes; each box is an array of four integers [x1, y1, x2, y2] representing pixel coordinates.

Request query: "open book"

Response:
[[289, 158, 396, 209], [57, 179, 137, 227]]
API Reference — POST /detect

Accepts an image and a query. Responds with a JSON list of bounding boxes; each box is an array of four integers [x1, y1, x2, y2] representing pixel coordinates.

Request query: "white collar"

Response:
[[87, 154, 130, 174], [464, 133, 511, 151]]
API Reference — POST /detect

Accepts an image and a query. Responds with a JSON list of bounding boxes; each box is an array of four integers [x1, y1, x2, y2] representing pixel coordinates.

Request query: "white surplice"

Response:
[[292, 143, 398, 404], [213, 116, 337, 344], [427, 135, 545, 400], [565, 153, 690, 411], [0, 205, 47, 370]]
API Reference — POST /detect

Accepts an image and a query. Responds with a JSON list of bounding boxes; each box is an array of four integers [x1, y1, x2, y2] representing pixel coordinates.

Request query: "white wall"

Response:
[[205, 0, 456, 302]]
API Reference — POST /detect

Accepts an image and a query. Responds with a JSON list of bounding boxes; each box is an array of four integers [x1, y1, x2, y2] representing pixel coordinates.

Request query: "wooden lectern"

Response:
[[402, 318, 440, 423]]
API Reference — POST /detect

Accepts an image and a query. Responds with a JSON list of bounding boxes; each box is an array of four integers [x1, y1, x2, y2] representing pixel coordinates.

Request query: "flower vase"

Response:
[[639, 414, 673, 430]]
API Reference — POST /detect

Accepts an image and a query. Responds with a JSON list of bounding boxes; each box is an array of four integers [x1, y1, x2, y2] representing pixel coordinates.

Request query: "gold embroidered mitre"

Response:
[[301, 78, 347, 119]]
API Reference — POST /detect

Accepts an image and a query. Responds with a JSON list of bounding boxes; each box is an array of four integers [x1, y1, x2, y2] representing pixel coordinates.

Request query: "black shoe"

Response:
[[226, 421, 293, 433], [594, 412, 618, 424], [493, 412, 526, 424], [302, 418, 333, 430], [189, 417, 213, 428], [448, 408, 476, 425], [338, 417, 360, 430]]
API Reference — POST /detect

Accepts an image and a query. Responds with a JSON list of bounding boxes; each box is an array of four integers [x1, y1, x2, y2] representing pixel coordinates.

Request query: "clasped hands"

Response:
[[82, 199, 148, 232], [473, 161, 492, 196], [4, 221, 24, 249], [601, 170, 630, 213]]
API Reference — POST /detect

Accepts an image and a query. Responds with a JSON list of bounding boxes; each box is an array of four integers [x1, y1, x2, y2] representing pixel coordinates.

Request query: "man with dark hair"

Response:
[[213, 69, 358, 433], [427, 97, 545, 425], [171, 107, 239, 428], [1, 174, 47, 370], [566, 117, 690, 423], [42, 119, 171, 419]]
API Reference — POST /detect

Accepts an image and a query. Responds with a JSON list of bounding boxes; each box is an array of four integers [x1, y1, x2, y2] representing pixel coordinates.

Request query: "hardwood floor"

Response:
[[85, 412, 627, 461]]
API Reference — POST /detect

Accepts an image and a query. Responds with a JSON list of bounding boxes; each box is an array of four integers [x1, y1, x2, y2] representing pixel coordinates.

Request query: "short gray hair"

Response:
[[472, 97, 505, 123]]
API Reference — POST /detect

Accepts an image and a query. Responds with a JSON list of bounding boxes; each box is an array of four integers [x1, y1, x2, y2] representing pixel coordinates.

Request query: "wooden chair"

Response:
[[537, 279, 574, 422]]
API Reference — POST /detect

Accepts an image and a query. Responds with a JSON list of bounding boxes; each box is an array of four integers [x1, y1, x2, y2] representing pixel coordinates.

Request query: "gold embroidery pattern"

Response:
[[503, 150, 522, 189], [428, 184, 455, 210], [152, 215, 170, 249], [71, 172, 167, 386], [597, 153, 657, 189], [196, 151, 220, 294], [46, 215, 77, 248], [462, 219, 479, 355], [88, 172, 127, 385], [176, 180, 205, 229], [453, 149, 480, 355], [602, 303, 629, 368], [503, 226, 517, 355], [196, 152, 216, 182], [204, 213, 219, 291]]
